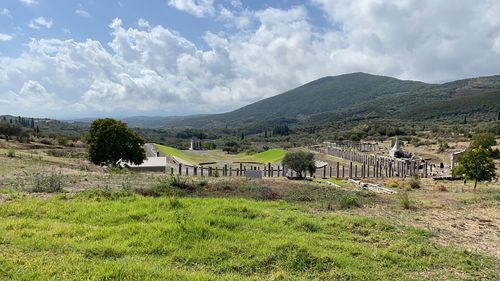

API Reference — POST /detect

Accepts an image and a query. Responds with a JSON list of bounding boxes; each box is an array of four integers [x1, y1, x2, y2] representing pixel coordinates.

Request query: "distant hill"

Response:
[[154, 72, 500, 128]]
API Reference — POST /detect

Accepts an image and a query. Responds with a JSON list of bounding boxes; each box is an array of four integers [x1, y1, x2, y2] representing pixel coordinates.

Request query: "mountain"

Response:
[[151, 72, 499, 128]]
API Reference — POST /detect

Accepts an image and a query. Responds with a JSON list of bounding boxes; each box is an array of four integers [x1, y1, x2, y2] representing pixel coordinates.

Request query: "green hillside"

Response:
[[160, 73, 500, 128]]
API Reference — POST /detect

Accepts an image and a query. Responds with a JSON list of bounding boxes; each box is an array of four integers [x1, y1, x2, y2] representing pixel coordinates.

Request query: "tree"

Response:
[[86, 118, 146, 166], [222, 141, 240, 154], [470, 133, 496, 151], [282, 151, 316, 179], [452, 147, 496, 191]]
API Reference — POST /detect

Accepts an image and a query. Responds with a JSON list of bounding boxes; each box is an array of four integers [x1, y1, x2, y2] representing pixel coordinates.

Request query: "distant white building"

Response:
[[389, 138, 403, 158], [119, 157, 167, 172], [190, 137, 202, 150], [450, 150, 466, 170]]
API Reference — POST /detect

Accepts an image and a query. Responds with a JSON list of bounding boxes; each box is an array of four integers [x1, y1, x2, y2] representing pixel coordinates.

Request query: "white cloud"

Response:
[[0, 33, 13, 41], [29, 17, 53, 29], [75, 9, 91, 18], [167, 0, 214, 18], [0, 8, 12, 18], [137, 18, 150, 29], [18, 0, 38, 7], [311, 0, 500, 81], [2, 1, 500, 118]]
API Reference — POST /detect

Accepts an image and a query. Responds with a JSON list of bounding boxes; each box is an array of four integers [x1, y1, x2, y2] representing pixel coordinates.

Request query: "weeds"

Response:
[[194, 178, 208, 187], [398, 190, 413, 210], [30, 171, 64, 193], [409, 174, 421, 189], [437, 184, 447, 192], [387, 179, 399, 188], [168, 175, 192, 189], [336, 192, 362, 209]]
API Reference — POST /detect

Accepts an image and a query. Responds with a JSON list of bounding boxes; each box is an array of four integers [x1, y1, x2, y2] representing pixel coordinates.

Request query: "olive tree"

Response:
[[86, 118, 146, 166], [453, 133, 497, 190], [282, 151, 316, 179]]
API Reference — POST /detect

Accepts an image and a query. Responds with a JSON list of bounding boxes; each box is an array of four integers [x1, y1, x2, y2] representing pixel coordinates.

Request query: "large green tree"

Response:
[[453, 136, 497, 190], [282, 151, 316, 179], [86, 118, 146, 166]]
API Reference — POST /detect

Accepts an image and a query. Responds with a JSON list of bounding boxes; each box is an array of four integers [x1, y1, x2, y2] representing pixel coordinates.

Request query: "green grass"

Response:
[[154, 145, 286, 165], [251, 149, 287, 163], [0, 193, 497, 280], [155, 144, 196, 164]]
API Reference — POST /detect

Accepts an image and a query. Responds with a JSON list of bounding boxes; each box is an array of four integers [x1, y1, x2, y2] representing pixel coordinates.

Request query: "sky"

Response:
[[1, 0, 500, 119]]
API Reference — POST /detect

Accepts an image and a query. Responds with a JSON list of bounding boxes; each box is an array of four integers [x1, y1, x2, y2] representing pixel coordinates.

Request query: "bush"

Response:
[[409, 174, 421, 189], [7, 149, 15, 158], [212, 169, 220, 177], [168, 175, 193, 189], [31, 171, 64, 193], [437, 184, 447, 192], [336, 193, 362, 209], [39, 138, 54, 145], [398, 191, 413, 210], [387, 179, 399, 188], [195, 179, 208, 187], [437, 142, 449, 152], [57, 136, 68, 146]]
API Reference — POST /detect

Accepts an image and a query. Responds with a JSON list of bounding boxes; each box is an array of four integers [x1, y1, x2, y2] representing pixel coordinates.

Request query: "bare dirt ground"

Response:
[[343, 178, 500, 260]]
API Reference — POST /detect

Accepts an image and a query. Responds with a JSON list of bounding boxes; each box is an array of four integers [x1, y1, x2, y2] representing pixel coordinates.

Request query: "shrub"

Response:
[[387, 179, 399, 188], [437, 142, 449, 152], [336, 192, 362, 209], [31, 171, 64, 193], [212, 169, 220, 177], [437, 184, 447, 192], [409, 174, 421, 189], [151, 178, 173, 195], [398, 190, 413, 210], [39, 138, 54, 145], [195, 179, 208, 187], [168, 175, 193, 189], [57, 136, 68, 146], [7, 149, 15, 158]]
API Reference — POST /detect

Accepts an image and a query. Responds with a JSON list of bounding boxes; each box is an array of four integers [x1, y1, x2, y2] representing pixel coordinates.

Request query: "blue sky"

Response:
[[1, 0, 500, 118]]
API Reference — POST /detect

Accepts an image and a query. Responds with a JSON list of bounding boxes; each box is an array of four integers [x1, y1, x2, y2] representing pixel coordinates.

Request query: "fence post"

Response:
[[349, 162, 353, 178], [178, 164, 182, 175], [170, 167, 174, 175], [201, 167, 204, 177], [194, 166, 197, 176], [336, 162, 339, 179], [323, 166, 326, 178]]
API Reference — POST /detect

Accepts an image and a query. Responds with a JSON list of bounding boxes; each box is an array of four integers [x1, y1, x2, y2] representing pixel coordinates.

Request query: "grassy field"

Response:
[[155, 144, 197, 164], [252, 149, 287, 163], [1, 140, 499, 280], [0, 192, 497, 280], [154, 144, 287, 165]]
